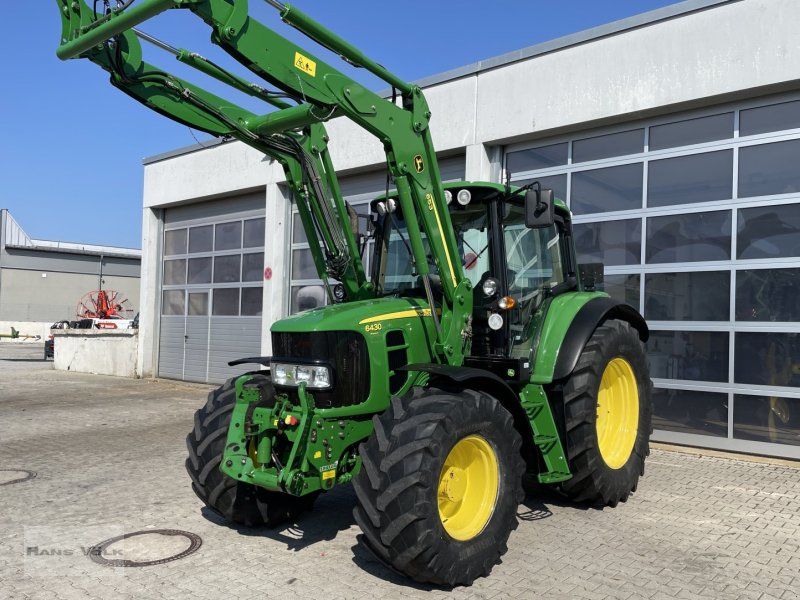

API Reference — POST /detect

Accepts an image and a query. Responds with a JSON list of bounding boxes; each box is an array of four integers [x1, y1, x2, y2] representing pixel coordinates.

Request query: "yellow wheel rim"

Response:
[[437, 435, 499, 541], [596, 358, 639, 470]]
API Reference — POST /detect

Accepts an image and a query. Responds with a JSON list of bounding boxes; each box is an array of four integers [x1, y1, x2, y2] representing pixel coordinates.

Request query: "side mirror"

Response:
[[525, 188, 554, 229]]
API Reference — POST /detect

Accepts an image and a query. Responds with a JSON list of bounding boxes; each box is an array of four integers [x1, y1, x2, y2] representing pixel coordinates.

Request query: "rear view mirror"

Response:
[[525, 188, 554, 229]]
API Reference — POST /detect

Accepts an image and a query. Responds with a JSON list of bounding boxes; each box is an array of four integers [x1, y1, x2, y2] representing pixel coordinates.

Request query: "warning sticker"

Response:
[[322, 469, 336, 480], [294, 52, 316, 77]]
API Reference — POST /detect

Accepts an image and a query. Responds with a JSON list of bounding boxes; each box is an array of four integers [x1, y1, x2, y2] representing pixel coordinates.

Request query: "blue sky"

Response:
[[0, 1, 681, 248]]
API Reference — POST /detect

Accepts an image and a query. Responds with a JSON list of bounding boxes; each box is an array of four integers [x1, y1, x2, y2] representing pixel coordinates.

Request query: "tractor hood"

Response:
[[271, 295, 437, 337]]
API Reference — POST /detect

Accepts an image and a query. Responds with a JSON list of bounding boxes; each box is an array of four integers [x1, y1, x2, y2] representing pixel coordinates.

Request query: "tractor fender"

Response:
[[551, 296, 649, 382], [397, 363, 538, 470]]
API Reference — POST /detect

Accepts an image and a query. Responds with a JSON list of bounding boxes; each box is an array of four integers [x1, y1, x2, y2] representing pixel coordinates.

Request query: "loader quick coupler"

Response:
[[220, 375, 370, 496]]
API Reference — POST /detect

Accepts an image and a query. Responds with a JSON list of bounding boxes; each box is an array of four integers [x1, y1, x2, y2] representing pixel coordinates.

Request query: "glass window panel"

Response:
[[736, 268, 800, 322], [292, 248, 317, 280], [212, 288, 240, 316], [734, 332, 800, 387], [734, 394, 800, 447], [738, 203, 800, 259], [740, 100, 800, 137], [516, 175, 567, 205], [242, 252, 264, 282], [649, 112, 733, 150], [291, 285, 325, 313], [214, 221, 242, 250], [647, 150, 733, 207], [187, 257, 212, 284], [243, 218, 265, 248], [163, 259, 186, 285], [652, 388, 728, 437], [739, 139, 800, 198], [187, 292, 208, 316], [213, 255, 241, 283], [600, 274, 639, 308], [292, 213, 309, 245], [164, 229, 187, 256], [506, 143, 568, 174], [646, 211, 731, 263], [161, 290, 184, 316], [574, 219, 641, 266], [241, 287, 263, 316], [573, 129, 643, 163], [188, 225, 213, 253], [570, 164, 643, 215], [644, 271, 730, 321], [647, 331, 729, 382]]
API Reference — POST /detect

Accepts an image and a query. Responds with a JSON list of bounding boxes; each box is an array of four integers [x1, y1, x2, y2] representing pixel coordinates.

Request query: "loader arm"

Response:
[[56, 0, 471, 364]]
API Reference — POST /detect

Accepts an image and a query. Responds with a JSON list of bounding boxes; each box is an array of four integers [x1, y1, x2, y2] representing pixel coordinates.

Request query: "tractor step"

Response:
[[520, 386, 572, 483]]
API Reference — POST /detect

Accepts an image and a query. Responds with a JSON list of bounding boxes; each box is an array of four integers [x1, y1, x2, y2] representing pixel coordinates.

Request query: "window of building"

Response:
[[649, 112, 733, 150], [574, 219, 641, 266], [740, 100, 800, 137], [573, 129, 644, 163], [739, 139, 800, 198], [644, 271, 730, 321], [506, 143, 568, 173], [571, 163, 643, 214], [646, 211, 731, 263], [647, 150, 733, 207], [505, 95, 800, 455], [737, 204, 800, 260]]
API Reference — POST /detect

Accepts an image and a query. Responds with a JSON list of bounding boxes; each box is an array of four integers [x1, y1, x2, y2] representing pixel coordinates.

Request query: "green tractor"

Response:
[[57, 0, 652, 586]]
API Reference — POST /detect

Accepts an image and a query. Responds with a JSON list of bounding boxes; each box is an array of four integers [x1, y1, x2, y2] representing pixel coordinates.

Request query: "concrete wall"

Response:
[[0, 268, 140, 322], [53, 330, 138, 378]]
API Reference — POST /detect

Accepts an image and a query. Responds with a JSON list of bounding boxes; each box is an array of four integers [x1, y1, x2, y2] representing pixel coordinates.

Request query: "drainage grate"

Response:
[[0, 469, 37, 486], [87, 529, 202, 567]]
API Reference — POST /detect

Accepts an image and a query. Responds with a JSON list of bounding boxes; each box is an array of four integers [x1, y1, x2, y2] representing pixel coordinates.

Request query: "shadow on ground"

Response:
[[197, 475, 600, 590], [200, 485, 356, 551]]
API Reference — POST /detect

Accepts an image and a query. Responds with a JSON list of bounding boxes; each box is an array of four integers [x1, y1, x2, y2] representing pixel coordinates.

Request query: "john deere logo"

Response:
[[414, 155, 424, 173]]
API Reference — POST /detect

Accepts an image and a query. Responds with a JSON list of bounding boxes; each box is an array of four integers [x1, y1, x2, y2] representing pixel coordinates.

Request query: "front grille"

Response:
[[272, 331, 370, 408]]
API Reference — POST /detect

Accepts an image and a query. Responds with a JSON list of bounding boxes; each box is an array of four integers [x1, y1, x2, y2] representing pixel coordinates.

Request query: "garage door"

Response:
[[159, 193, 265, 383]]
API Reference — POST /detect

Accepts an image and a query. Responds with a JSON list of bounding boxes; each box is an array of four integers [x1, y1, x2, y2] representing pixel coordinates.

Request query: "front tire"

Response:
[[352, 387, 525, 587], [185, 374, 316, 527], [558, 319, 652, 507]]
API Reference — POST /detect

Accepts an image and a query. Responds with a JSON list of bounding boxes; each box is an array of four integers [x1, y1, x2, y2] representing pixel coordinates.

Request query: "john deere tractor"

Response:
[[57, 0, 652, 586]]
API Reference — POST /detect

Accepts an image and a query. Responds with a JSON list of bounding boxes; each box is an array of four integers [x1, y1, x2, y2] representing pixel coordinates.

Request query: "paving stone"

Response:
[[1, 344, 799, 599]]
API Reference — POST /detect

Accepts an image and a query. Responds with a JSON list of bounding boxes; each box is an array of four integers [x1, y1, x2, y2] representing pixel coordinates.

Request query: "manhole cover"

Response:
[[0, 469, 37, 486], [87, 529, 202, 567]]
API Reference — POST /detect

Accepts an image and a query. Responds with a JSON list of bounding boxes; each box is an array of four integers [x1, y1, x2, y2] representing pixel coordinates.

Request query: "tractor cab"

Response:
[[370, 182, 576, 379]]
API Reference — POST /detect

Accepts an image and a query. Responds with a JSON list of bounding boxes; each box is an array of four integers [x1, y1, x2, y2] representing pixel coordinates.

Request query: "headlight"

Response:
[[272, 363, 332, 390]]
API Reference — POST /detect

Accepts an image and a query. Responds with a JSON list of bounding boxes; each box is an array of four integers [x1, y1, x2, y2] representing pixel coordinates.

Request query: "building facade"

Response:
[[138, 0, 800, 458], [0, 209, 141, 339]]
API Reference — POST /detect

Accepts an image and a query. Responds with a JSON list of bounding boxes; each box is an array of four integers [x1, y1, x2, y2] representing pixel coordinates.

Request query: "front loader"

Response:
[[56, 0, 653, 587]]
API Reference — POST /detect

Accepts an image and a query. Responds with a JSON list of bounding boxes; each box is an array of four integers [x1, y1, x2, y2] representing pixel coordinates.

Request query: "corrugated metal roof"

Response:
[[0, 209, 141, 259]]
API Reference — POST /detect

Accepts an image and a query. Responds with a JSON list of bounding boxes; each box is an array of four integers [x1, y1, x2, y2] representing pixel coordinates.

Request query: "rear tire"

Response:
[[353, 386, 525, 587], [185, 374, 316, 527], [558, 319, 652, 507]]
